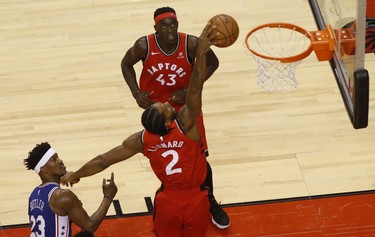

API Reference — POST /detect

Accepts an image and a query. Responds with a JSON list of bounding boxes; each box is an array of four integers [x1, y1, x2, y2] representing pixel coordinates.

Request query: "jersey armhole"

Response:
[[48, 186, 59, 201], [175, 119, 185, 134], [186, 34, 194, 64], [142, 35, 150, 62], [140, 129, 145, 144]]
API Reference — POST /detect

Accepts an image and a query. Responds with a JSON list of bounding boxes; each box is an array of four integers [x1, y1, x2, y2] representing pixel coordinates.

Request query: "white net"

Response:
[[252, 56, 301, 93], [246, 24, 311, 93]]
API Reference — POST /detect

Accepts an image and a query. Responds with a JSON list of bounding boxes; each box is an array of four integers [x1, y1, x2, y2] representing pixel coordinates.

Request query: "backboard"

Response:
[[309, 0, 369, 129]]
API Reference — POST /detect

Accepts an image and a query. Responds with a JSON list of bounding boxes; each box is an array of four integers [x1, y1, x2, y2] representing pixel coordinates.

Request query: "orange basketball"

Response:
[[208, 14, 239, 48]]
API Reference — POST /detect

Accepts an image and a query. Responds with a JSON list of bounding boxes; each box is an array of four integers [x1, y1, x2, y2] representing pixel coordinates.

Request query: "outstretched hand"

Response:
[[102, 172, 118, 199], [60, 171, 80, 187]]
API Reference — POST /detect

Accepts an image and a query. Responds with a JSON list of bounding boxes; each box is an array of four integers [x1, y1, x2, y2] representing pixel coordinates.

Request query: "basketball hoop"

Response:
[[245, 22, 335, 93]]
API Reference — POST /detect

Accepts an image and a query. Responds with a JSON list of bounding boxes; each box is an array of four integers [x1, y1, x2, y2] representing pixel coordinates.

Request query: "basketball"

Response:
[[208, 14, 239, 48]]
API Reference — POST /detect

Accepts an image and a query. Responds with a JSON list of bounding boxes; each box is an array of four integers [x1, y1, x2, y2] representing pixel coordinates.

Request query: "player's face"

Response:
[[44, 154, 67, 177], [154, 18, 179, 44]]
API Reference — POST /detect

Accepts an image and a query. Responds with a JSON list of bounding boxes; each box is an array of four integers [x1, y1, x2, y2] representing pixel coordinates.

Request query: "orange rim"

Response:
[[245, 22, 314, 63]]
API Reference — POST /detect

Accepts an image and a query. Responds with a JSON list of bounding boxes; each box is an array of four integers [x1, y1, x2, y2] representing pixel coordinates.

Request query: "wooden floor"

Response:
[[1, 0, 375, 229]]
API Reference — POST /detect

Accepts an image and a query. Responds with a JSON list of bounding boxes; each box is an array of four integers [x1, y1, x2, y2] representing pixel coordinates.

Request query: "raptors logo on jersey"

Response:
[[145, 62, 187, 77]]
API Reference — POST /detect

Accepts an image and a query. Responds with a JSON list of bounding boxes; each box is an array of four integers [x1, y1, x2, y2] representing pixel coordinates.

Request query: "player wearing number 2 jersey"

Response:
[[24, 142, 117, 236], [142, 119, 207, 189], [142, 119, 209, 236], [61, 23, 217, 236]]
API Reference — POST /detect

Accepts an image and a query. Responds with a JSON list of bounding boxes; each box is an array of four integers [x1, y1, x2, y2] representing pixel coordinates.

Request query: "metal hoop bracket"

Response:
[[309, 25, 335, 61]]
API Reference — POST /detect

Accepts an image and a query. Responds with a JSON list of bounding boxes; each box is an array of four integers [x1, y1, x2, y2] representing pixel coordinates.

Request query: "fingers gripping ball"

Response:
[[208, 14, 239, 47]]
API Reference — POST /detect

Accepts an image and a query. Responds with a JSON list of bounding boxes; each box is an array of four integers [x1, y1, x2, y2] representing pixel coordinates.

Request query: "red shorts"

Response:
[[153, 187, 210, 237]]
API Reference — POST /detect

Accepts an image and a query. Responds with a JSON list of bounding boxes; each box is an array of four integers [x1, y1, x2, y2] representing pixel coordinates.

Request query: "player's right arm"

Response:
[[60, 132, 144, 186], [121, 37, 154, 109], [179, 23, 215, 141], [51, 173, 117, 233], [187, 35, 219, 82]]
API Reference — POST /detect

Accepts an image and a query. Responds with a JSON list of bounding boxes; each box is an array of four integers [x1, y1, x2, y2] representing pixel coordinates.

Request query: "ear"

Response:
[[164, 120, 172, 127], [154, 25, 158, 32], [40, 166, 48, 174]]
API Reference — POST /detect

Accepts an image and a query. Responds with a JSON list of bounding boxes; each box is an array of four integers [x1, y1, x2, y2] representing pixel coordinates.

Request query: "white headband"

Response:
[[34, 148, 56, 174]]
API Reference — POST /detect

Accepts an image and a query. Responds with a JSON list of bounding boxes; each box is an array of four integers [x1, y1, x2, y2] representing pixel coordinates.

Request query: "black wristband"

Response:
[[104, 195, 113, 200]]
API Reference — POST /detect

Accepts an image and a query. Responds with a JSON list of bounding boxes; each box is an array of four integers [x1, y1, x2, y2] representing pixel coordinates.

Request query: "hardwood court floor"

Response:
[[1, 0, 375, 231], [3, 190, 375, 236]]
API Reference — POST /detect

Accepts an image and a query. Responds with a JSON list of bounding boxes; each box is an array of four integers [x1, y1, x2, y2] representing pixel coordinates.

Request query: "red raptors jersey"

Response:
[[140, 33, 193, 112], [142, 120, 207, 190]]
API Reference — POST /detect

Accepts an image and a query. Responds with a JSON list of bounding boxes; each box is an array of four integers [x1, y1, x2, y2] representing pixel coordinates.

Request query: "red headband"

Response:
[[154, 12, 177, 25]]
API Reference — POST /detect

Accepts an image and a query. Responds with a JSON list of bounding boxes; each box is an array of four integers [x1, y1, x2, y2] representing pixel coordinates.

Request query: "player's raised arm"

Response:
[[187, 35, 219, 82], [179, 23, 216, 130]]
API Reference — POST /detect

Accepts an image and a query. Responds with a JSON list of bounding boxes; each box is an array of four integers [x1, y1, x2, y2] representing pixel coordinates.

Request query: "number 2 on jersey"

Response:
[[162, 150, 182, 175]]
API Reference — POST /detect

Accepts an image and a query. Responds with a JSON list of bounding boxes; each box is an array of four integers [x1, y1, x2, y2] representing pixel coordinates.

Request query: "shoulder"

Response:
[[187, 34, 199, 48], [50, 188, 78, 208], [187, 34, 199, 59], [133, 36, 148, 51], [125, 131, 143, 142], [187, 34, 198, 42], [47, 188, 80, 216], [123, 131, 144, 151], [124, 36, 148, 63]]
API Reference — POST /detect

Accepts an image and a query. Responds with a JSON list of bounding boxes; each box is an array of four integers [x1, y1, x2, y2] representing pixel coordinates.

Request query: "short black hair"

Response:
[[24, 142, 51, 170], [73, 230, 95, 237], [141, 106, 169, 136], [154, 6, 176, 19]]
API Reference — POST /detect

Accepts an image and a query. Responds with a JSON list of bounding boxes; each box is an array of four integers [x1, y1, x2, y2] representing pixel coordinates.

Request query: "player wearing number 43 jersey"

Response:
[[61, 23, 219, 236], [24, 142, 118, 237], [140, 32, 192, 112]]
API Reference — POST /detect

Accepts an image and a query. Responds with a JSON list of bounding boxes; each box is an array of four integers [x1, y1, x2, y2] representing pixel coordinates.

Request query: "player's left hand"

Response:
[[170, 88, 187, 104]]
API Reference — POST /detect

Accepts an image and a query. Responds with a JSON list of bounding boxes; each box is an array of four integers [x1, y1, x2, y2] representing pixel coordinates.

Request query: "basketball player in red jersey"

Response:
[[61, 23, 219, 236], [121, 6, 230, 229]]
